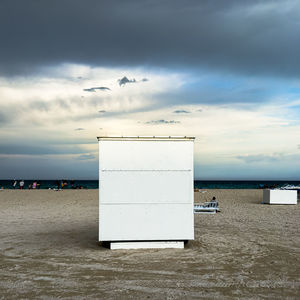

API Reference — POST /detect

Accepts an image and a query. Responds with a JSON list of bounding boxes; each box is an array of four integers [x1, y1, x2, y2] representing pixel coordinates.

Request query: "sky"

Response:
[[0, 0, 300, 180]]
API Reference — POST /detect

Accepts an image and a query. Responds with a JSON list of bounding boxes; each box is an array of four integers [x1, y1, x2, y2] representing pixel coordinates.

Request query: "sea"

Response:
[[1, 180, 300, 190]]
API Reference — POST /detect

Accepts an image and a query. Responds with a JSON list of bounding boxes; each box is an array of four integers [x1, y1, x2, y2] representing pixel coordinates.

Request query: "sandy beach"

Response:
[[0, 189, 299, 299]]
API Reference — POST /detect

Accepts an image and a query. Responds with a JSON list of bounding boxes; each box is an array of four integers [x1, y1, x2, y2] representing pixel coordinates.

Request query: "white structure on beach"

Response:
[[263, 189, 297, 205], [97, 136, 195, 249]]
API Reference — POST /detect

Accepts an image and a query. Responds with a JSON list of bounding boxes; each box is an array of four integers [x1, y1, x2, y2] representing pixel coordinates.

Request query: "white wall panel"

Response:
[[99, 204, 194, 241], [99, 140, 193, 170], [100, 171, 192, 204]]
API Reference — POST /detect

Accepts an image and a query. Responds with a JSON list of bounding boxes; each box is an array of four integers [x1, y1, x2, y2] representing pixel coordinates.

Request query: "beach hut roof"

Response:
[[97, 136, 195, 141]]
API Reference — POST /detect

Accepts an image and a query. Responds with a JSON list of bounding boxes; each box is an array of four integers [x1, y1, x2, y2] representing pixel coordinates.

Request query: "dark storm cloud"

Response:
[[83, 87, 110, 92], [1, 0, 299, 77], [145, 120, 180, 125]]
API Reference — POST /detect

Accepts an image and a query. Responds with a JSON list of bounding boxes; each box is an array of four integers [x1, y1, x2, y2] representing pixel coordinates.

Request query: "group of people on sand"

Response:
[[56, 180, 68, 190], [54, 180, 86, 190], [13, 180, 41, 189], [9, 179, 86, 190]]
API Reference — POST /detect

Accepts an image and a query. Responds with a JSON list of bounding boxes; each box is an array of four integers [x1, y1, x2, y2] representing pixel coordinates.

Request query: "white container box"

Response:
[[263, 189, 297, 205], [98, 136, 195, 242]]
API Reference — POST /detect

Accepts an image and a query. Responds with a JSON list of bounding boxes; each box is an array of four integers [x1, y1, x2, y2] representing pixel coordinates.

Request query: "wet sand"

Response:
[[0, 189, 299, 299]]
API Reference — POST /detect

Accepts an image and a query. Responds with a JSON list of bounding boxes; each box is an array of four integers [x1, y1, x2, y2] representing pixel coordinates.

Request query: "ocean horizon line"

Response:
[[1, 179, 300, 190]]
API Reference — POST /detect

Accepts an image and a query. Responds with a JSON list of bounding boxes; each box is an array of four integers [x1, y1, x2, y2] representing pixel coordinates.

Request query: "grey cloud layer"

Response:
[[0, 112, 8, 124], [77, 154, 96, 160], [235, 153, 300, 163], [1, 0, 299, 77], [0, 143, 87, 155]]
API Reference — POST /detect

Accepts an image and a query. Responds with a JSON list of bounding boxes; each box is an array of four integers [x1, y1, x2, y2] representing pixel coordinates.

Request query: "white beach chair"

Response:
[[194, 201, 220, 214]]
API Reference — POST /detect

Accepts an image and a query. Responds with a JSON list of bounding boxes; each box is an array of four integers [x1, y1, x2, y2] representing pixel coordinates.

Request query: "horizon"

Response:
[[1, 178, 300, 182], [1, 0, 300, 180]]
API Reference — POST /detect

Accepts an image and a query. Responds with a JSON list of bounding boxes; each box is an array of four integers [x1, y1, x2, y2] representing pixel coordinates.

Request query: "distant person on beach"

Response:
[[19, 180, 24, 190], [37, 181, 41, 189], [211, 196, 217, 202], [13, 180, 17, 189], [32, 181, 37, 189]]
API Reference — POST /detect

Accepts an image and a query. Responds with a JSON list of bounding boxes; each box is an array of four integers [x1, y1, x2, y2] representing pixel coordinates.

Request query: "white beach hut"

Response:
[[263, 189, 297, 205], [97, 136, 195, 249]]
